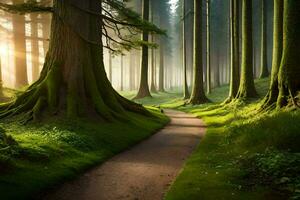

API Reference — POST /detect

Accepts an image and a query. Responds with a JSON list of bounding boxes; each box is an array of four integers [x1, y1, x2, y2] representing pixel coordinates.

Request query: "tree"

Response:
[[108, 50, 113, 82], [150, 1, 157, 93], [260, 0, 283, 110], [277, 0, 300, 108], [120, 54, 124, 91], [259, 0, 269, 78], [206, 0, 211, 95], [182, 0, 190, 99], [188, 0, 208, 104], [12, 0, 28, 88], [135, 0, 151, 99], [226, 0, 240, 102], [30, 3, 40, 82], [235, 0, 257, 100], [158, 42, 165, 92], [0, 0, 163, 121]]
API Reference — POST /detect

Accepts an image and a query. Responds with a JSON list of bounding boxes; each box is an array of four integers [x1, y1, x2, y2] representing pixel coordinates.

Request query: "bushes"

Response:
[[240, 148, 300, 199]]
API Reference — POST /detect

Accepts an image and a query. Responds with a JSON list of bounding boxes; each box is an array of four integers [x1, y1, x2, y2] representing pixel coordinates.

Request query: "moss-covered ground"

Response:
[[157, 79, 300, 200], [0, 104, 168, 199], [123, 79, 300, 200]]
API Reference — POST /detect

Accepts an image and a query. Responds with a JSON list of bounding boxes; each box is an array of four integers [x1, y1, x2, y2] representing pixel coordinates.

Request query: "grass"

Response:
[[0, 107, 169, 199], [163, 79, 300, 200]]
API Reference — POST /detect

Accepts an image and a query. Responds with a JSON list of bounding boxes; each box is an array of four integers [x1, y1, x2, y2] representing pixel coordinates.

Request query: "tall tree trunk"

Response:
[[236, 0, 257, 99], [0, 0, 148, 121], [158, 42, 165, 92], [12, 0, 28, 88], [42, 13, 51, 54], [227, 0, 240, 101], [182, 0, 190, 99], [150, 1, 157, 93], [206, 0, 211, 95], [129, 51, 136, 91], [277, 0, 300, 108], [189, 0, 208, 104], [135, 0, 151, 99], [259, 0, 269, 78], [120, 55, 124, 91], [30, 10, 40, 82], [260, 0, 283, 110], [108, 51, 113, 82]]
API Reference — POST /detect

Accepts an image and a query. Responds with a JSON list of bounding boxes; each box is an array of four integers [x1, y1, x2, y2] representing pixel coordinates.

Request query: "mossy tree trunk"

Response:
[[236, 0, 257, 100], [259, 0, 269, 79], [260, 0, 283, 110], [188, 0, 208, 104], [12, 0, 28, 88], [226, 0, 240, 102], [277, 0, 300, 108], [0, 0, 148, 121], [182, 0, 190, 99], [135, 0, 151, 99]]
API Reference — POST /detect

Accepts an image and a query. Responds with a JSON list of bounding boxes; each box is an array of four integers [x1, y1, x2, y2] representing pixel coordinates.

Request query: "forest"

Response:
[[0, 0, 299, 199]]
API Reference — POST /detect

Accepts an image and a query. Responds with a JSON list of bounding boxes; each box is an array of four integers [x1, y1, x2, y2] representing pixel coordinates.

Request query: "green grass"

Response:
[[0, 108, 169, 199], [164, 78, 300, 200]]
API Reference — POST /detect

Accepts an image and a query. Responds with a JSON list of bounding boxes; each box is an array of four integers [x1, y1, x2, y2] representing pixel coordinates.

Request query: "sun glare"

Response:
[[169, 0, 178, 14]]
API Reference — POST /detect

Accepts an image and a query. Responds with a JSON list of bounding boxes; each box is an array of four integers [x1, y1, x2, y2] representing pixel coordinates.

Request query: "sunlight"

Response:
[[169, 0, 178, 14]]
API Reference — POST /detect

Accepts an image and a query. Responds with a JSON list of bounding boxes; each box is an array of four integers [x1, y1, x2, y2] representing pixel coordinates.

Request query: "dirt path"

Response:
[[43, 109, 206, 200]]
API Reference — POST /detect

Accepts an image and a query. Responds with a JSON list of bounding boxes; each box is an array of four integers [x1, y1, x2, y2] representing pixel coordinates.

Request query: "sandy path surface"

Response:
[[43, 109, 206, 200]]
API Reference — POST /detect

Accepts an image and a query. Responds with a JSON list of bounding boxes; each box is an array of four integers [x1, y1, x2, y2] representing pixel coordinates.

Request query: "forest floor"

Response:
[[0, 103, 168, 199], [124, 78, 300, 200], [42, 110, 205, 200]]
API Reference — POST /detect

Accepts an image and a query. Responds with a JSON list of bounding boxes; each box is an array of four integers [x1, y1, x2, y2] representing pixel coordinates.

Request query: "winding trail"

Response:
[[44, 109, 206, 200]]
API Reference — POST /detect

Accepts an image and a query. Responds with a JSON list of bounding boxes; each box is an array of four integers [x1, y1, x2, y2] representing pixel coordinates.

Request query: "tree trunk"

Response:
[[158, 42, 165, 92], [42, 13, 51, 54], [12, 0, 28, 88], [108, 50, 113, 82], [135, 0, 151, 99], [236, 0, 257, 99], [150, 1, 157, 93], [226, 0, 240, 102], [188, 0, 208, 104], [277, 0, 300, 108], [259, 0, 269, 78], [0, 57, 3, 97], [0, 0, 148, 121], [182, 0, 190, 99], [206, 0, 211, 95], [260, 0, 283, 110], [120, 55, 124, 91], [30, 9, 40, 82]]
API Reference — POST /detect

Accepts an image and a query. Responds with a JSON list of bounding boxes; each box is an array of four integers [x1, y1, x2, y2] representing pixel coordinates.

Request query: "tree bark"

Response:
[[150, 1, 157, 93], [158, 42, 165, 92], [12, 0, 28, 88], [226, 0, 240, 102], [30, 8, 40, 82], [260, 0, 283, 110], [236, 0, 257, 99], [259, 0, 269, 78], [277, 0, 300, 108], [188, 0, 208, 104], [135, 0, 151, 99], [182, 0, 190, 99], [206, 0, 211, 95]]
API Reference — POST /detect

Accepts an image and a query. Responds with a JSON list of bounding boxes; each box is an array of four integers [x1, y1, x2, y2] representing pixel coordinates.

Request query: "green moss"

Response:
[[165, 78, 300, 199], [0, 108, 168, 199]]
